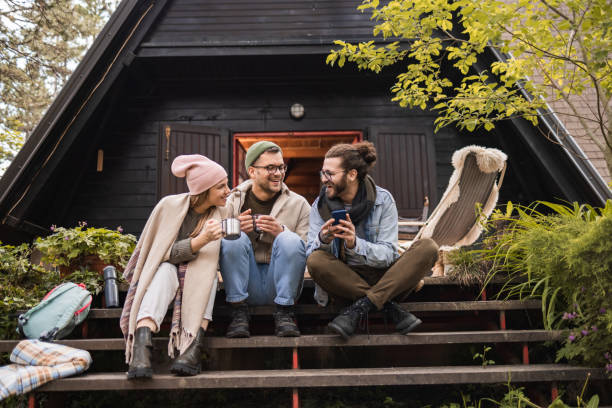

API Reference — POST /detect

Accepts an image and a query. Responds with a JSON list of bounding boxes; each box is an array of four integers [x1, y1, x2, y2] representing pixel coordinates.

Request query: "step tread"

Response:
[[39, 365, 606, 391], [88, 299, 541, 319], [0, 330, 562, 352], [272, 276, 503, 288], [146, 276, 504, 292]]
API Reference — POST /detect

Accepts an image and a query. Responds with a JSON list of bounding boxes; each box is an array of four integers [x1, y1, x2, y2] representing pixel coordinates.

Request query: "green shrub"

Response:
[[0, 223, 135, 341], [0, 241, 110, 340], [0, 244, 59, 307], [481, 200, 612, 373]]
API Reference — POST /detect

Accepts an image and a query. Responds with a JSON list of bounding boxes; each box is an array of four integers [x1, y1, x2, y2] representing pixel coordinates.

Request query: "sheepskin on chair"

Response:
[[405, 145, 507, 276]]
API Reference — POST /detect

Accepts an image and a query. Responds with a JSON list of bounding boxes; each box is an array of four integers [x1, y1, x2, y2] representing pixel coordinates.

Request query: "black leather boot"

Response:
[[170, 327, 207, 376], [226, 303, 250, 338], [383, 301, 422, 334], [274, 305, 300, 337], [127, 326, 153, 379], [328, 296, 375, 339]]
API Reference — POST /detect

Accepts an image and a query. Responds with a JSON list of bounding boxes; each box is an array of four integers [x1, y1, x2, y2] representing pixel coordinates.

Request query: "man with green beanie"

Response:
[[220, 141, 310, 337]]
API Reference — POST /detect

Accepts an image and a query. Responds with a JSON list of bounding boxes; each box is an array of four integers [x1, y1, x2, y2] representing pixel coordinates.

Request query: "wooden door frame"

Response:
[[232, 130, 363, 187]]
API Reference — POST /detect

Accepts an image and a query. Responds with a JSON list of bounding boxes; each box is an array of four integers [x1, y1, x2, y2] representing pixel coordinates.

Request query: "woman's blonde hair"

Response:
[[189, 190, 213, 237]]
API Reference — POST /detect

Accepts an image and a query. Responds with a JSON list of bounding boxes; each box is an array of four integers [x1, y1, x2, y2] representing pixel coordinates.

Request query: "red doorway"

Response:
[[233, 131, 362, 204]]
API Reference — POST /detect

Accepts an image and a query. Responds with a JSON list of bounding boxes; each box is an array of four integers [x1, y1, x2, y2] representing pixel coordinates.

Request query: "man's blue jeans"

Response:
[[220, 230, 306, 306]]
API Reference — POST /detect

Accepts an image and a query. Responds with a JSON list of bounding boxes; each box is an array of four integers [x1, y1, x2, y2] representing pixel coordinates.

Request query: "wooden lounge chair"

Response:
[[401, 145, 507, 276]]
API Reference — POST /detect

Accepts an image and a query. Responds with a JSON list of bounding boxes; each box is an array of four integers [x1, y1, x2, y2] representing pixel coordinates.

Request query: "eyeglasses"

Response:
[[319, 169, 346, 181], [251, 164, 288, 175]]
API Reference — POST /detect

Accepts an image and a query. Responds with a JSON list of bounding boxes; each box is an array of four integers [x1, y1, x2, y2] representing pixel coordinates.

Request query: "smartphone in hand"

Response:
[[331, 209, 347, 225]]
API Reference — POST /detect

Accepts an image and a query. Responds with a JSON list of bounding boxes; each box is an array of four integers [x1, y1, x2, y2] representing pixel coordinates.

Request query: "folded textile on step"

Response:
[[0, 339, 92, 401]]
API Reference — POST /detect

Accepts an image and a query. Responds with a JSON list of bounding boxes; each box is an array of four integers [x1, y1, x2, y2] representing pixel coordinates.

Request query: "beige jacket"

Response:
[[226, 180, 311, 263]]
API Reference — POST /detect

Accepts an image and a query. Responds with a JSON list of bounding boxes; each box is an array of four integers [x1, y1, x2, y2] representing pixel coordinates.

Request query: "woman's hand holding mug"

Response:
[[191, 219, 222, 252], [201, 219, 223, 242]]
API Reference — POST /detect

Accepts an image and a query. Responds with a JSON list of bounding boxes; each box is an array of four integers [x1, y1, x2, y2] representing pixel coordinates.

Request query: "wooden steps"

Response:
[[39, 365, 606, 391], [0, 330, 563, 352], [85, 299, 541, 319], [13, 276, 609, 405]]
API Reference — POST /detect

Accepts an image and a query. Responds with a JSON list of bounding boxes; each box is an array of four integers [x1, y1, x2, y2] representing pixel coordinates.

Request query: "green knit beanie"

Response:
[[245, 141, 282, 169]]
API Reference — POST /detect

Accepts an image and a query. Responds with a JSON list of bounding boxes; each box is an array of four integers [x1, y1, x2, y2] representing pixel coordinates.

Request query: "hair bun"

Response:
[[355, 141, 377, 166]]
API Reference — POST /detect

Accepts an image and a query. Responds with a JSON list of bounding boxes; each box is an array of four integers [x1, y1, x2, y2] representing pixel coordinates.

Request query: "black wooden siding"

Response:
[[142, 0, 376, 47], [26, 55, 505, 235], [66, 128, 158, 233]]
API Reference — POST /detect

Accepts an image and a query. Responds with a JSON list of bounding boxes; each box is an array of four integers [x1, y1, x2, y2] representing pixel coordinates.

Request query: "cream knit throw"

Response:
[[120, 193, 223, 363]]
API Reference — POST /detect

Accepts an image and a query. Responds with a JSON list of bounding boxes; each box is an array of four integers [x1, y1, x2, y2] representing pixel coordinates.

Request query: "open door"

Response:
[[233, 131, 362, 204], [159, 124, 231, 198]]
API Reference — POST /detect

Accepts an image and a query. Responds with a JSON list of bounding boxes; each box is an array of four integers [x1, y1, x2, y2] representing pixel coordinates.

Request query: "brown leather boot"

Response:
[[170, 327, 207, 376], [127, 327, 153, 379]]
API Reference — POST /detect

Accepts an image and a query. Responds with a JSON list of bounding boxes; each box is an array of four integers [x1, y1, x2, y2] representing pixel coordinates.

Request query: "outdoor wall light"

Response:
[[290, 103, 305, 120]]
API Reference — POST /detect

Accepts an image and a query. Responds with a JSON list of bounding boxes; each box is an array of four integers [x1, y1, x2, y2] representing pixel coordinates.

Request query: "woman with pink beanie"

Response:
[[120, 154, 230, 379]]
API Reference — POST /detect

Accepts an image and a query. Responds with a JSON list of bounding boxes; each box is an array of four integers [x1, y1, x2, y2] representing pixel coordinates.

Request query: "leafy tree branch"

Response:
[[327, 0, 612, 178]]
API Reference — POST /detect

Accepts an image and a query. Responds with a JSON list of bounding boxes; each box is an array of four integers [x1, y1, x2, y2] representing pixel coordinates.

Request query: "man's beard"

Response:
[[325, 175, 348, 199], [258, 176, 282, 195]]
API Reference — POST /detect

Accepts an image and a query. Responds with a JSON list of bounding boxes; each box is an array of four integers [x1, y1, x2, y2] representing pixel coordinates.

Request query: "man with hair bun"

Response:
[[306, 141, 439, 339]]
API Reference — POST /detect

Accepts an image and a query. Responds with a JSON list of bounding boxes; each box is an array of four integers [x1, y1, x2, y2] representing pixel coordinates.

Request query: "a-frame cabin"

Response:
[[1, 1, 611, 403], [1, 0, 610, 243]]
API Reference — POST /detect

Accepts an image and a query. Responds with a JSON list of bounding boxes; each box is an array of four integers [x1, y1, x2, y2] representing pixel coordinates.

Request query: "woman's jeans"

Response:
[[219, 231, 306, 306]]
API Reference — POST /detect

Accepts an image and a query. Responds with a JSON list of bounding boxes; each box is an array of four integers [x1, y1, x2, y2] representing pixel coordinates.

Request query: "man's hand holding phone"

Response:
[[318, 210, 356, 249], [333, 213, 356, 249]]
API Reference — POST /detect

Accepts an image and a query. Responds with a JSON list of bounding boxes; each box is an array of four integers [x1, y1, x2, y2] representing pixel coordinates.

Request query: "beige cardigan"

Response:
[[120, 193, 225, 363], [225, 180, 311, 263]]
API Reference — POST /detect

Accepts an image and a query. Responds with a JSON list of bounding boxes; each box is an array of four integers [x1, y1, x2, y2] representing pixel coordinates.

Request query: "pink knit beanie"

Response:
[[171, 154, 227, 195]]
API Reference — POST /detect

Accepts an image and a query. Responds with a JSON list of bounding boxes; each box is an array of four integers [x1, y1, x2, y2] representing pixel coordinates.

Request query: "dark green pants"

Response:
[[306, 238, 439, 310]]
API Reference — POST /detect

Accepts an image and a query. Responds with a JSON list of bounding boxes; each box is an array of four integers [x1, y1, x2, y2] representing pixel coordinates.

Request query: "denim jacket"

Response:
[[306, 185, 400, 268]]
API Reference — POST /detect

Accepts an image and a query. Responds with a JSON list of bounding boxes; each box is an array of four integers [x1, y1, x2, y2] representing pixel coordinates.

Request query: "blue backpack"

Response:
[[17, 282, 92, 341]]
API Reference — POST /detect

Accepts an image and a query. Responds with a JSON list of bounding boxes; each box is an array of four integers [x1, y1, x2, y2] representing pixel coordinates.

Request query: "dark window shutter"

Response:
[[367, 126, 437, 218], [158, 124, 231, 198]]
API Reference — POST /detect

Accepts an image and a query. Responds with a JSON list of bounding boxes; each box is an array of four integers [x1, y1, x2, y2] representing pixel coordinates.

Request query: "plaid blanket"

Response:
[[0, 340, 91, 401]]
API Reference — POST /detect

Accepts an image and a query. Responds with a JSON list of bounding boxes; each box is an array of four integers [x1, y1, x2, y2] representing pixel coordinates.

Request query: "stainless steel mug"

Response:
[[252, 214, 263, 234], [221, 218, 241, 240]]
